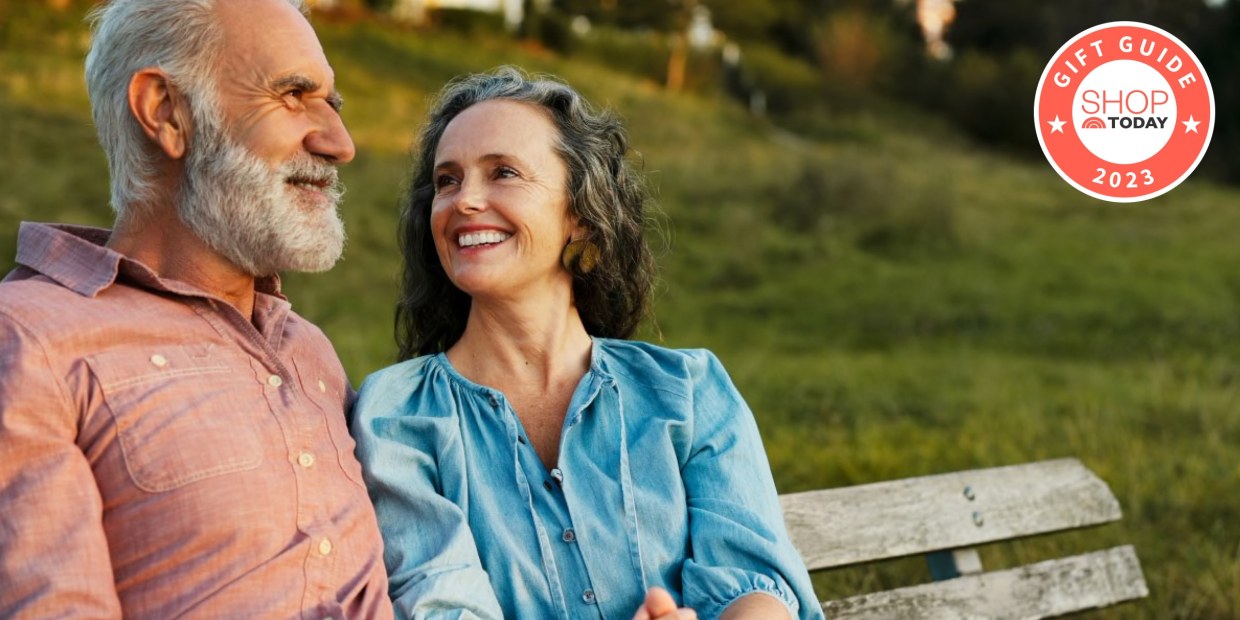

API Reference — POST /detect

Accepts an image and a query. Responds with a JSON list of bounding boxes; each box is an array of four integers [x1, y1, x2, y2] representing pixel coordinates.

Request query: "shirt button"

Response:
[[297, 452, 315, 468], [150, 354, 168, 367], [318, 538, 333, 556], [318, 379, 327, 393], [550, 468, 564, 484], [267, 374, 283, 387], [562, 528, 576, 543], [582, 589, 597, 604]]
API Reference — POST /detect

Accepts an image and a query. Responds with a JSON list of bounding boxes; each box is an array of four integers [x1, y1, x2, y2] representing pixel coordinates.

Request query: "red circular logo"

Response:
[[1035, 22, 1214, 202]]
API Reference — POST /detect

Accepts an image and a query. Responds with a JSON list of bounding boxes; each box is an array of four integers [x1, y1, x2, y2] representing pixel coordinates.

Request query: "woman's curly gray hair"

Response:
[[396, 66, 656, 359]]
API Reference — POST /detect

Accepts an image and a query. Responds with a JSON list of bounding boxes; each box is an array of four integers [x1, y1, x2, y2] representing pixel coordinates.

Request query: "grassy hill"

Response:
[[2, 5, 1237, 617]]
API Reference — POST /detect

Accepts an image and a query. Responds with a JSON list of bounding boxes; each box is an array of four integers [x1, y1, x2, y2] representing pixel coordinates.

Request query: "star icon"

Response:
[[1047, 116, 1066, 134], [1182, 115, 1201, 134]]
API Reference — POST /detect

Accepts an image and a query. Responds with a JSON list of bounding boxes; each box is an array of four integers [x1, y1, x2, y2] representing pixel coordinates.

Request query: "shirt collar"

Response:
[[14, 221, 285, 300]]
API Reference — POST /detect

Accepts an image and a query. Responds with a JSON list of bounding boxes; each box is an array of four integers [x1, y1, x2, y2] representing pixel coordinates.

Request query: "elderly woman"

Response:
[[353, 67, 821, 620]]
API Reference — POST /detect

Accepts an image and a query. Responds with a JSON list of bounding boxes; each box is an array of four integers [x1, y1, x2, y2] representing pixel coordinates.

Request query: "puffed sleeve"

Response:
[[678, 350, 823, 620], [352, 366, 504, 620], [0, 310, 123, 617]]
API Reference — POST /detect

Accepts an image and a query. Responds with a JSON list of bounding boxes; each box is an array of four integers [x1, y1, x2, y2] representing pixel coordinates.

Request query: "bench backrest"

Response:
[[781, 458, 1149, 618]]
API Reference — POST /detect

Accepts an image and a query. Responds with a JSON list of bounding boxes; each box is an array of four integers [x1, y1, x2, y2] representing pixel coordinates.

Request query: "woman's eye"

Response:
[[434, 174, 459, 190], [496, 166, 518, 179]]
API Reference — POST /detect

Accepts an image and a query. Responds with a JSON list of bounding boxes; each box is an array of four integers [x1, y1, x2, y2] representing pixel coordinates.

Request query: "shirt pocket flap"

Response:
[[87, 344, 264, 493]]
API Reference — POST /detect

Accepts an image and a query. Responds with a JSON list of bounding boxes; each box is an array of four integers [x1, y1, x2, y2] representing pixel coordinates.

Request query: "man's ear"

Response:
[[128, 68, 191, 160]]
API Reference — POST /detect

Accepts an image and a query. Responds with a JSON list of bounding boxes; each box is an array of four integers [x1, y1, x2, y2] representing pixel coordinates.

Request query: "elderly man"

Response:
[[0, 0, 393, 617]]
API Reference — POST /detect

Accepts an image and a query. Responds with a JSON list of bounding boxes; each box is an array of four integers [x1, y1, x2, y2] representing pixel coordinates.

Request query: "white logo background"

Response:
[[1072, 59, 1176, 165]]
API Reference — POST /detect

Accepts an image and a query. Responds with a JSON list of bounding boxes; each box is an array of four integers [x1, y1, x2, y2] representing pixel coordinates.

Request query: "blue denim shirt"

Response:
[[353, 338, 822, 620]]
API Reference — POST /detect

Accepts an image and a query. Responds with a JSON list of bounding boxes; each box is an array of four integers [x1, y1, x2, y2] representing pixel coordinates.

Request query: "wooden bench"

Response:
[[780, 458, 1149, 618]]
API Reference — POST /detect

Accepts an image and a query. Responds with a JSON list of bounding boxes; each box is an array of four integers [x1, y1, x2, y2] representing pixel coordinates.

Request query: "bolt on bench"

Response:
[[780, 458, 1149, 618]]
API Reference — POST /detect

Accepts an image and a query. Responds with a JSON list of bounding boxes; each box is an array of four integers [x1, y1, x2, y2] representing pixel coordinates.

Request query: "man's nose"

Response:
[[305, 108, 355, 164]]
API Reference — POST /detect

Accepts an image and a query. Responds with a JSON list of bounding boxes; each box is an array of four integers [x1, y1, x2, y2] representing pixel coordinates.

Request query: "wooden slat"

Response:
[[821, 545, 1149, 619], [781, 458, 1121, 570]]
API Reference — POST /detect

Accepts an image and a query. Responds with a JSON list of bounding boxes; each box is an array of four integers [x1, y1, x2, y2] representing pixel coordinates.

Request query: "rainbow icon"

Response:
[[1081, 117, 1106, 129]]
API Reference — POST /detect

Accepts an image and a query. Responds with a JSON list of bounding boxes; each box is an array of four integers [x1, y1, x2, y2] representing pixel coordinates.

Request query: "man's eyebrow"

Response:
[[269, 75, 344, 111], [270, 74, 319, 94]]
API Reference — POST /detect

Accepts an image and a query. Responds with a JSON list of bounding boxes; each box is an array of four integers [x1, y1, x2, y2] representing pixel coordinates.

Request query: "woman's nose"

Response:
[[452, 176, 486, 214]]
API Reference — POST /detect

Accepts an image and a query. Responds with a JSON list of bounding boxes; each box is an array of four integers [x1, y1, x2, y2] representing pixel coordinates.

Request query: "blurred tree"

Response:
[[552, 0, 678, 30], [815, 9, 895, 91], [1190, 1, 1240, 183]]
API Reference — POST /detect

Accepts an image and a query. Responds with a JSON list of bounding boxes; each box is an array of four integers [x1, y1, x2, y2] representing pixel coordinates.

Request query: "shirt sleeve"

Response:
[[0, 310, 122, 617], [352, 372, 504, 620], [344, 382, 359, 431], [677, 350, 823, 620]]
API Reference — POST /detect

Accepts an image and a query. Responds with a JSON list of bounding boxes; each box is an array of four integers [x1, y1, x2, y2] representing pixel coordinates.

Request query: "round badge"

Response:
[[1035, 22, 1214, 202]]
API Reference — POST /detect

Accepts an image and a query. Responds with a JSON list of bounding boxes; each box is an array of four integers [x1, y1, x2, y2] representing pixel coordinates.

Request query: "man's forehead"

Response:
[[214, 0, 325, 55], [213, 0, 333, 84]]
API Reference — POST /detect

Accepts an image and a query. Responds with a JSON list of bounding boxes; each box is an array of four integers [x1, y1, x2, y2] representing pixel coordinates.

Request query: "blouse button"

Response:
[[267, 374, 283, 387], [582, 589, 597, 605], [562, 528, 576, 543], [150, 354, 168, 368]]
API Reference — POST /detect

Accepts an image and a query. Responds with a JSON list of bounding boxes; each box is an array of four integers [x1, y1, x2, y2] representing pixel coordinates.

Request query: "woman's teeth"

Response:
[[458, 231, 511, 248]]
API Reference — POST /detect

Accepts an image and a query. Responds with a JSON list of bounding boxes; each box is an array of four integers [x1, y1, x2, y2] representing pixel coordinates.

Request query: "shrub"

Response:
[[735, 43, 822, 115]]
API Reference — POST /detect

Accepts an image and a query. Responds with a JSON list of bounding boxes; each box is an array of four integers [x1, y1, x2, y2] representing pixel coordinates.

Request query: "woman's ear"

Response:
[[569, 215, 589, 242], [128, 68, 191, 160]]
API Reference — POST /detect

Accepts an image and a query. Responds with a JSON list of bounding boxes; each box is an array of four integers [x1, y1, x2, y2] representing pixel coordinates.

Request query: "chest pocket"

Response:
[[87, 344, 264, 493]]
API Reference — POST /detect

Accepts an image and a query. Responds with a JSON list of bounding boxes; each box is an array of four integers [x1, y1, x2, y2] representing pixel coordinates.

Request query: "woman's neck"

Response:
[[447, 294, 593, 394], [449, 294, 594, 469]]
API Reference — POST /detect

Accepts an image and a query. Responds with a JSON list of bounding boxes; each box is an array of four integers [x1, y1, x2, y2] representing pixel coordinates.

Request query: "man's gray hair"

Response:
[[84, 0, 307, 220]]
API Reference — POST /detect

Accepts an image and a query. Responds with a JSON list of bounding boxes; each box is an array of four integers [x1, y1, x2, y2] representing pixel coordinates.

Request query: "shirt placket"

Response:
[[560, 376, 649, 620], [523, 441, 604, 620], [201, 299, 342, 618]]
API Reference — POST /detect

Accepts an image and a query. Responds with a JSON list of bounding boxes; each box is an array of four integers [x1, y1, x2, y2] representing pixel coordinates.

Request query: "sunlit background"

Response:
[[1, 1, 1238, 617]]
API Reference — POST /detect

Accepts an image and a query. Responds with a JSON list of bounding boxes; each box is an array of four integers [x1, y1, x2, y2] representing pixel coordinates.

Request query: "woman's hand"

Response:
[[718, 592, 793, 620], [630, 587, 697, 620]]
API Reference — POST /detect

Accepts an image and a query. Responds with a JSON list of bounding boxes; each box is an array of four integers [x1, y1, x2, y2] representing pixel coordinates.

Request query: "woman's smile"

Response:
[[430, 99, 576, 299], [457, 230, 512, 248]]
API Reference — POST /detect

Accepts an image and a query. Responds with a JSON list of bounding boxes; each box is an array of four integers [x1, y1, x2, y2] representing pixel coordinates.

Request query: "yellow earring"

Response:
[[561, 238, 600, 275]]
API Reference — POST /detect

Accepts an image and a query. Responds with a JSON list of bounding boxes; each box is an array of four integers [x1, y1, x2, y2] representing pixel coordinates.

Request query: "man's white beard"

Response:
[[178, 119, 346, 277]]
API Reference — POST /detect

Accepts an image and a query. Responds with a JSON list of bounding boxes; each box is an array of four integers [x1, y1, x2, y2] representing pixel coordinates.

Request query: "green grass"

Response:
[[2, 6, 1238, 617]]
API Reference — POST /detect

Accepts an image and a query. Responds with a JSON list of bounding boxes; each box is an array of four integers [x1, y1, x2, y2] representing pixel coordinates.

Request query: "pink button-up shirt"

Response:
[[0, 223, 393, 619]]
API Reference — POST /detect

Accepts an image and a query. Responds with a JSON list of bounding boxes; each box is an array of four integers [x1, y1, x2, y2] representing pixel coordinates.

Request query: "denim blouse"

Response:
[[353, 338, 822, 620]]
